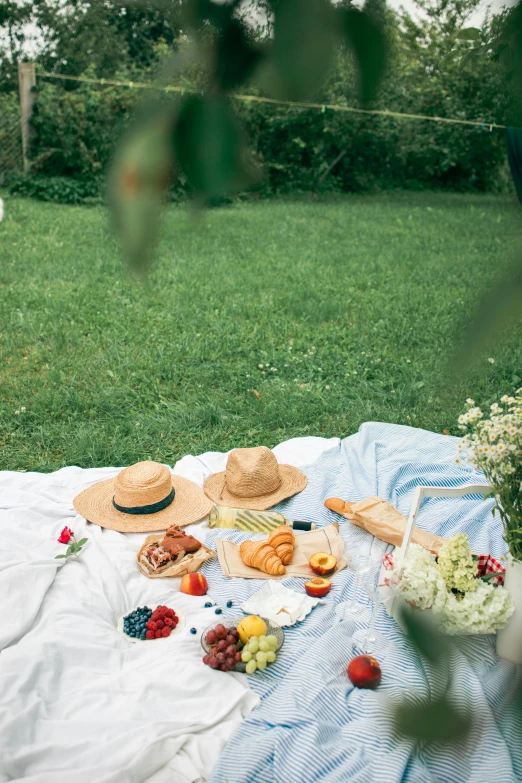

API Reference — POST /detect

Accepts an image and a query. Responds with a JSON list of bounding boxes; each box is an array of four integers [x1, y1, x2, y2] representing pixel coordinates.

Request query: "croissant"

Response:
[[239, 540, 285, 575], [267, 526, 294, 565]]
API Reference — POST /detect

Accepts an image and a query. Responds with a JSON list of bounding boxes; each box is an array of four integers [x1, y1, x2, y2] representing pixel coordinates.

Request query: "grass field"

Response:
[[1, 191, 521, 472]]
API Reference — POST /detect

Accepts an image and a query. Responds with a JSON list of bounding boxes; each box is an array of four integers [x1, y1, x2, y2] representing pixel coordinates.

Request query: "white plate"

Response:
[[117, 608, 185, 643], [241, 582, 322, 627]]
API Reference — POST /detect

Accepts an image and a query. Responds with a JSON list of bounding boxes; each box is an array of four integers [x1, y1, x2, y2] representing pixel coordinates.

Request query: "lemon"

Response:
[[237, 615, 267, 644]]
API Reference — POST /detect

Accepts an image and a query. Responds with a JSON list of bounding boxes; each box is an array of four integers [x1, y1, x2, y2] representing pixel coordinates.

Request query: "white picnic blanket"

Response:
[[0, 436, 338, 783]]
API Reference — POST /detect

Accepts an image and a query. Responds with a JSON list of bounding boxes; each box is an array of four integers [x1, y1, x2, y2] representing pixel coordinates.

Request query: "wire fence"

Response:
[[0, 95, 23, 182]]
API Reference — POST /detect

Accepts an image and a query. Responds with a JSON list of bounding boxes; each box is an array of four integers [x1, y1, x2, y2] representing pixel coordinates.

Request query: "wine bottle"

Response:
[[208, 505, 315, 533]]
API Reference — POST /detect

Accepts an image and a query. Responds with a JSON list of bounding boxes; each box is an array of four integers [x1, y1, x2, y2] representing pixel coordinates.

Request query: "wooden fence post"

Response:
[[18, 62, 36, 173]]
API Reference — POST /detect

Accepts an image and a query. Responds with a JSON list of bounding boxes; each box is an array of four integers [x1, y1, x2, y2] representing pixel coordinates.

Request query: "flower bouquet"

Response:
[[383, 533, 513, 635], [456, 392, 522, 562], [456, 390, 522, 659]]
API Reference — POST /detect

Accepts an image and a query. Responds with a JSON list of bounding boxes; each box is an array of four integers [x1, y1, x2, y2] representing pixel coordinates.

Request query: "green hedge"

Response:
[[15, 40, 512, 203]]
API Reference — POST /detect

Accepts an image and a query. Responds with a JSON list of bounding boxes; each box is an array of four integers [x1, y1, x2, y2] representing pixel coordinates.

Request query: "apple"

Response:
[[180, 572, 208, 596], [347, 655, 382, 689], [309, 552, 337, 576], [304, 577, 332, 598]]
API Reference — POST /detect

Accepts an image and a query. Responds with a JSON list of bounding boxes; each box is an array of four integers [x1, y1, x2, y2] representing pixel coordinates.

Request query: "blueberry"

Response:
[[190, 627, 197, 635], [226, 600, 233, 608], [205, 602, 212, 608], [215, 608, 222, 615]]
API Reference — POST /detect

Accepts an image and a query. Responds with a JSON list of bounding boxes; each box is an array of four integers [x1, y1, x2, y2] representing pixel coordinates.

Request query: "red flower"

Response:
[[58, 526, 73, 544]]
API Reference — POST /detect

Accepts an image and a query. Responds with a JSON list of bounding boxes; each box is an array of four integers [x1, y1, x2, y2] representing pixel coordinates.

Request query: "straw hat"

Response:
[[73, 461, 213, 533], [203, 446, 307, 510]]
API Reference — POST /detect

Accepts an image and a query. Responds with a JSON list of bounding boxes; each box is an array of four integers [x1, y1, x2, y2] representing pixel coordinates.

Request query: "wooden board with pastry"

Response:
[[217, 524, 347, 580]]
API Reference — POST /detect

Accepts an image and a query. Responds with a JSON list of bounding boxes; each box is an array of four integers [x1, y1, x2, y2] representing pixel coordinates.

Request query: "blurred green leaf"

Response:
[[460, 49, 479, 72], [173, 94, 255, 199], [455, 257, 522, 371], [456, 27, 480, 41], [215, 18, 263, 90], [341, 8, 387, 104], [500, 45, 514, 72], [270, 0, 338, 101], [398, 604, 448, 664], [110, 105, 176, 272], [395, 697, 472, 743]]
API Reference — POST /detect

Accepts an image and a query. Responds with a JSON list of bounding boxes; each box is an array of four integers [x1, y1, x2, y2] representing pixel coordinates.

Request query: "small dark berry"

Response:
[[205, 602, 212, 608], [215, 608, 222, 615], [190, 627, 197, 635], [226, 600, 233, 608]]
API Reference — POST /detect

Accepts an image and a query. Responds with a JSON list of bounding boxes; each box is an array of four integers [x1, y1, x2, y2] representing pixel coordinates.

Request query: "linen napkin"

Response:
[[216, 523, 346, 579]]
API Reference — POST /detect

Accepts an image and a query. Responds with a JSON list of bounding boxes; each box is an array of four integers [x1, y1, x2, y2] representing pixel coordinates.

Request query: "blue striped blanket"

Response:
[[203, 423, 522, 783]]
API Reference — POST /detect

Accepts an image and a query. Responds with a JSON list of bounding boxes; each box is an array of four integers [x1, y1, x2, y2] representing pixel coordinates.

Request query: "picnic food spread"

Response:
[[69, 442, 513, 693], [10, 423, 519, 783]]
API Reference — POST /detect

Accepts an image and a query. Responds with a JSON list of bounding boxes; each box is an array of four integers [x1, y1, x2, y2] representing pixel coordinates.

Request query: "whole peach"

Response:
[[180, 572, 208, 596], [347, 655, 382, 689]]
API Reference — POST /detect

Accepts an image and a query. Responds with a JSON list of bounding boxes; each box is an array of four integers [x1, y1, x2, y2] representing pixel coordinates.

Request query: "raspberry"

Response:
[[155, 619, 164, 630], [145, 630, 155, 640], [155, 630, 163, 638], [165, 608, 175, 618], [146, 621, 157, 631], [161, 626, 171, 637], [164, 617, 173, 627]]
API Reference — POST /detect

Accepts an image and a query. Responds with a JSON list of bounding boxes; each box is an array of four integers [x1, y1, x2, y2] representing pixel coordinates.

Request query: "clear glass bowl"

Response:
[[200, 615, 285, 672]]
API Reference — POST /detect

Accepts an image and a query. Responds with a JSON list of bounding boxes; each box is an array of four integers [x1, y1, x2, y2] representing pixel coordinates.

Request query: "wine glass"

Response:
[[341, 539, 386, 618]]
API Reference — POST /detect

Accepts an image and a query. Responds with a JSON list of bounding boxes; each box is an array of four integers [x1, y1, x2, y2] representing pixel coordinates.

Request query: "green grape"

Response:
[[241, 650, 253, 662], [248, 636, 258, 645], [259, 640, 270, 652], [266, 635, 278, 649], [258, 635, 267, 643], [248, 640, 259, 654], [266, 651, 276, 663], [256, 660, 267, 670], [245, 660, 257, 674], [255, 651, 267, 663]]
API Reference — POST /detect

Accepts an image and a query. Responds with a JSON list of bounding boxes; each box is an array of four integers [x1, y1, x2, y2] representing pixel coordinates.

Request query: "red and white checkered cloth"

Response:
[[382, 551, 505, 586]]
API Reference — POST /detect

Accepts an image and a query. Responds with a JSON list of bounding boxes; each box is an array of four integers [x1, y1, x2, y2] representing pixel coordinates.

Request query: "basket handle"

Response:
[[394, 483, 493, 577]]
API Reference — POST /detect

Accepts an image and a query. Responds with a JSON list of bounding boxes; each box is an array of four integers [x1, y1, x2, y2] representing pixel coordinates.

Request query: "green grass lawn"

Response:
[[1, 191, 521, 472]]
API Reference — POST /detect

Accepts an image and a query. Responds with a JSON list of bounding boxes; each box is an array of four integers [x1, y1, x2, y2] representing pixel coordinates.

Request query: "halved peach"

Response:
[[309, 552, 337, 576], [305, 577, 332, 598]]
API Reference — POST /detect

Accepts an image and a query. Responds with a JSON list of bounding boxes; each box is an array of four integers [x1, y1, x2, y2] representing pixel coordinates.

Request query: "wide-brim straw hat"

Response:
[[73, 461, 213, 533], [203, 446, 307, 511]]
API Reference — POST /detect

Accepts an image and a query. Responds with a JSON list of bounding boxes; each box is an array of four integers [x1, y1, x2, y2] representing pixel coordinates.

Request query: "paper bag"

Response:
[[217, 524, 347, 579], [326, 496, 446, 555], [137, 534, 215, 579]]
